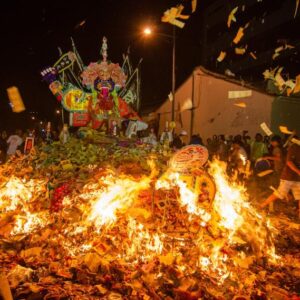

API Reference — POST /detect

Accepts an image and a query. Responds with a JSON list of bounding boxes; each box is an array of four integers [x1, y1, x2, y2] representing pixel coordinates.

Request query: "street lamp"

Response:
[[142, 26, 176, 122], [143, 27, 152, 36]]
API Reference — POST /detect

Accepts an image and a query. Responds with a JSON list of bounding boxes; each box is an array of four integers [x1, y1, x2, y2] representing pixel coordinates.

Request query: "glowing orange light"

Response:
[[143, 27, 152, 36]]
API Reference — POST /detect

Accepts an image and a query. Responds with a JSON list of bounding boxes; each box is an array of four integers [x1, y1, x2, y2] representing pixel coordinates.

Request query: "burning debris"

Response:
[[0, 140, 300, 299]]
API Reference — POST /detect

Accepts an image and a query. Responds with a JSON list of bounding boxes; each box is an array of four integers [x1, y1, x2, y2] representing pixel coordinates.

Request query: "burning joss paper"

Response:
[[217, 51, 226, 62], [279, 126, 294, 135], [233, 24, 249, 44], [191, 0, 197, 13], [6, 86, 26, 113], [161, 5, 190, 28], [291, 138, 300, 146], [250, 51, 257, 60], [227, 6, 238, 28], [235, 46, 247, 55], [234, 102, 247, 108], [295, 0, 299, 18], [260, 122, 273, 136]]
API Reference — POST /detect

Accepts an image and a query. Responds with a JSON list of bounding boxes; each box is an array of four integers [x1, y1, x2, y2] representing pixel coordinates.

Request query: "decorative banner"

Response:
[[62, 87, 91, 112], [228, 90, 252, 99], [49, 81, 64, 101], [260, 122, 273, 136], [6, 86, 26, 113], [169, 145, 209, 173], [53, 52, 76, 73], [42, 37, 140, 127], [24, 137, 34, 154], [69, 112, 91, 127]]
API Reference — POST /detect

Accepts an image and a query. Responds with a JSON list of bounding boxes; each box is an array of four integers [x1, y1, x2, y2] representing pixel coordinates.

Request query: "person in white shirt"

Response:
[[7, 131, 23, 156]]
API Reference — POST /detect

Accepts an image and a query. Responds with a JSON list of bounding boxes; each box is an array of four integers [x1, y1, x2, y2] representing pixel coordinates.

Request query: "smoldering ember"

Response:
[[0, 1, 300, 300]]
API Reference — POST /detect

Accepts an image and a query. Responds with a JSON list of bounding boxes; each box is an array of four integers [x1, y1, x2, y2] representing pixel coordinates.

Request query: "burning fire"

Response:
[[0, 177, 33, 212], [11, 211, 50, 236], [0, 159, 279, 285], [88, 175, 151, 228], [126, 217, 164, 261]]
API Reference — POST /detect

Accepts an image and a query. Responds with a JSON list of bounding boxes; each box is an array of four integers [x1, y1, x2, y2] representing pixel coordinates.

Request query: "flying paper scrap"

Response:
[[191, 0, 197, 13], [279, 126, 294, 135], [260, 122, 273, 137], [162, 5, 190, 28], [272, 44, 295, 60], [228, 90, 252, 99], [295, 0, 299, 18], [250, 52, 257, 60], [6, 86, 26, 113], [285, 80, 296, 90], [75, 20, 86, 29], [217, 51, 226, 62], [227, 7, 238, 28], [235, 47, 247, 55], [293, 75, 300, 94], [180, 98, 193, 112], [234, 102, 247, 108], [291, 138, 300, 146], [233, 26, 246, 44]]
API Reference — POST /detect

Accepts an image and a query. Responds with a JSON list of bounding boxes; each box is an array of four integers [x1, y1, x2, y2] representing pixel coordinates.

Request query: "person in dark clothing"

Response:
[[190, 134, 203, 145], [0, 131, 7, 164], [261, 139, 300, 217], [172, 130, 188, 150]]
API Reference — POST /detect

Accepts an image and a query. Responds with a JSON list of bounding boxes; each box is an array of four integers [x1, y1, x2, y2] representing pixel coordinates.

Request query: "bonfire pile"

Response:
[[0, 138, 300, 300]]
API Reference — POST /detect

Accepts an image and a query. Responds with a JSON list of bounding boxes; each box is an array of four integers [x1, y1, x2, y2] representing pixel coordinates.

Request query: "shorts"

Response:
[[275, 180, 300, 200]]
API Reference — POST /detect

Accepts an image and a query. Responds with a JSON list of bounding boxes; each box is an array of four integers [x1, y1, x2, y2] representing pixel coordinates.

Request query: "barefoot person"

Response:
[[261, 138, 300, 217]]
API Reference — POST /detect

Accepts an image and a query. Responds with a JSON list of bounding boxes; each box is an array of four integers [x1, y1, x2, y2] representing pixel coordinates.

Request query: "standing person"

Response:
[[210, 135, 219, 156], [6, 130, 23, 156], [148, 128, 158, 146], [265, 135, 284, 176], [172, 130, 188, 150], [160, 125, 173, 146], [250, 133, 268, 163], [261, 139, 300, 217], [190, 134, 203, 145], [216, 135, 227, 161], [0, 131, 8, 164], [228, 140, 248, 178]]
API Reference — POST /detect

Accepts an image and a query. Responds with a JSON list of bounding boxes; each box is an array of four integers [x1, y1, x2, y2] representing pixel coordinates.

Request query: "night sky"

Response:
[[0, 0, 299, 130]]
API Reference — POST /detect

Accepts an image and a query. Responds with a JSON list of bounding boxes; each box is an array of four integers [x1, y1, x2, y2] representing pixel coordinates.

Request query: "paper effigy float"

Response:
[[41, 37, 141, 128]]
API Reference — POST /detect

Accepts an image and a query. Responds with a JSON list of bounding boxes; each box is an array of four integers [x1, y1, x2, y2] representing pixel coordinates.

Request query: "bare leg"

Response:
[[260, 194, 279, 208], [269, 201, 274, 212]]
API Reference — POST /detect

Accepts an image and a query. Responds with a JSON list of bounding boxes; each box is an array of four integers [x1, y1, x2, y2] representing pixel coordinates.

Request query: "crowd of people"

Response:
[[0, 127, 62, 163], [156, 127, 300, 217], [0, 124, 299, 217]]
